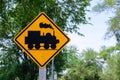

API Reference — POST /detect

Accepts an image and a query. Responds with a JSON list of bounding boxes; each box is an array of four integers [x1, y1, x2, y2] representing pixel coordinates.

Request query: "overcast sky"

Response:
[[68, 0, 117, 52]]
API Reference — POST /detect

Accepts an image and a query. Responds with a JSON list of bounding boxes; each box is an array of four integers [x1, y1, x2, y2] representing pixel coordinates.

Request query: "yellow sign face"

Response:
[[14, 12, 70, 68]]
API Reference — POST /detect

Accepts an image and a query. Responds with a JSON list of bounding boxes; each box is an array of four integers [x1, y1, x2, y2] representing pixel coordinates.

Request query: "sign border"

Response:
[[14, 12, 70, 68]]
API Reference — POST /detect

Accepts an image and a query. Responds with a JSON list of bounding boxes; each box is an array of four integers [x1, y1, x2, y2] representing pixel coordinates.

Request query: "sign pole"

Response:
[[39, 67, 46, 80], [51, 59, 54, 80]]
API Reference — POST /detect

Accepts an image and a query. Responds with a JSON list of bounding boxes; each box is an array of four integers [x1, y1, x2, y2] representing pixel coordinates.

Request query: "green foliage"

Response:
[[93, 0, 120, 12], [59, 46, 120, 80], [46, 46, 79, 79], [63, 46, 80, 68], [98, 45, 120, 80], [93, 1, 120, 79], [93, 0, 120, 42], [82, 48, 97, 61], [0, 0, 90, 80], [60, 49, 101, 80]]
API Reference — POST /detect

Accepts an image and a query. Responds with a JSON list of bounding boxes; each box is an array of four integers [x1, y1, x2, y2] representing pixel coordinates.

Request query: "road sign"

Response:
[[14, 12, 70, 68]]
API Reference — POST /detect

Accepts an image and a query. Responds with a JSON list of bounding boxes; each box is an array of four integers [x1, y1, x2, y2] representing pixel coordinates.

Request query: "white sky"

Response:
[[68, 0, 117, 52]]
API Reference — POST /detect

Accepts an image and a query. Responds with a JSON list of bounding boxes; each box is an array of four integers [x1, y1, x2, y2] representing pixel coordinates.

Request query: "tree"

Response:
[[93, 0, 120, 42], [93, 1, 120, 79], [60, 49, 102, 80], [0, 0, 90, 80], [98, 45, 120, 80]]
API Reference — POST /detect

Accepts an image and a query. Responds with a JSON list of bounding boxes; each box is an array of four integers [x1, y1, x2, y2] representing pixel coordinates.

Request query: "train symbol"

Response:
[[25, 23, 59, 50]]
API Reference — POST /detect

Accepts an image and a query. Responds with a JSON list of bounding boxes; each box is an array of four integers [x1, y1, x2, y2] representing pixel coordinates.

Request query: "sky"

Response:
[[68, 0, 117, 52]]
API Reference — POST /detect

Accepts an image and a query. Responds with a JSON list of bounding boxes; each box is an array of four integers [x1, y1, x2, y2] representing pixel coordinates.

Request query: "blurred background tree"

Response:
[[93, 0, 120, 43], [93, 0, 120, 80], [59, 49, 102, 80]]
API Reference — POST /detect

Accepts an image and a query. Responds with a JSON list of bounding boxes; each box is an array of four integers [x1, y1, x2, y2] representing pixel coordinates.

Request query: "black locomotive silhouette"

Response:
[[25, 23, 59, 50]]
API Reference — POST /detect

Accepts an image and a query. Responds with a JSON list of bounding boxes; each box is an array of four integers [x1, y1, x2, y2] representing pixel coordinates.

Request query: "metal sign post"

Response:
[[39, 67, 46, 80], [51, 59, 54, 80]]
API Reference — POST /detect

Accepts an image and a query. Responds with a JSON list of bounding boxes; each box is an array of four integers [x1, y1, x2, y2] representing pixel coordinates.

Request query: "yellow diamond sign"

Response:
[[14, 12, 70, 68]]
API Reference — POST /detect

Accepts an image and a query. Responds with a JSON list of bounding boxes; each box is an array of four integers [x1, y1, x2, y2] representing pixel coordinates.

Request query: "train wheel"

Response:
[[44, 44, 49, 49], [28, 44, 33, 50], [51, 44, 56, 49], [35, 44, 40, 50]]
